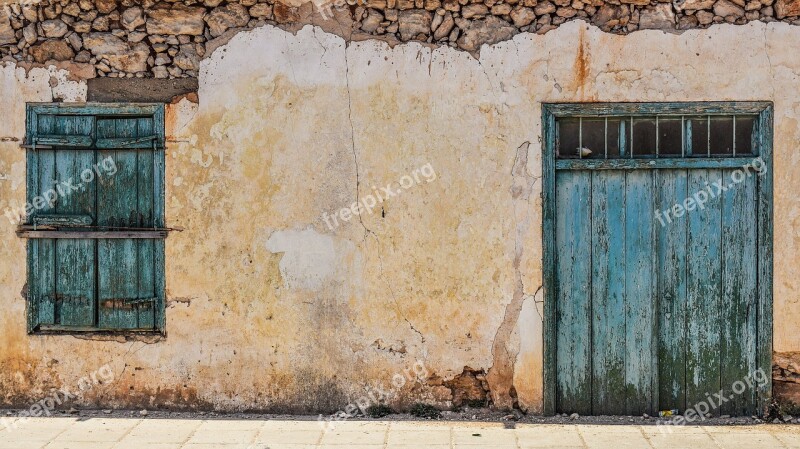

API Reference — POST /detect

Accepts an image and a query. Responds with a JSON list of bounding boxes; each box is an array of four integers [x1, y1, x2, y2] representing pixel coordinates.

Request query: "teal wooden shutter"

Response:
[[27, 113, 97, 328], [96, 116, 158, 330], [25, 104, 165, 333]]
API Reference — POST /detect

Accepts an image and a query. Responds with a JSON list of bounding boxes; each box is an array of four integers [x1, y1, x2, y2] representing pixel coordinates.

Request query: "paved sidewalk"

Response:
[[0, 417, 799, 449]]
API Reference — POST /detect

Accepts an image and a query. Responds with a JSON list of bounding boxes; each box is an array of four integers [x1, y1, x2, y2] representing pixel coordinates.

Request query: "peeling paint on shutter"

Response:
[[24, 104, 166, 333]]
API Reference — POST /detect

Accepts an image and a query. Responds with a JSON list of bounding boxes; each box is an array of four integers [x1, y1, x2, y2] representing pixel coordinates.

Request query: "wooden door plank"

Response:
[[624, 170, 657, 415], [756, 107, 774, 414], [720, 171, 758, 415], [590, 170, 627, 414], [555, 171, 592, 414], [655, 169, 689, 413], [135, 116, 156, 329], [686, 169, 723, 417], [26, 105, 39, 331], [53, 115, 96, 327], [35, 146, 56, 324], [97, 117, 140, 329]]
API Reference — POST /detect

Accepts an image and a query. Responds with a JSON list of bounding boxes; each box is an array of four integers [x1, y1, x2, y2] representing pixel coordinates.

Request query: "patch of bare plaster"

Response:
[[513, 286, 544, 413], [1, 63, 86, 102], [166, 96, 199, 143], [486, 141, 541, 411], [266, 228, 364, 296]]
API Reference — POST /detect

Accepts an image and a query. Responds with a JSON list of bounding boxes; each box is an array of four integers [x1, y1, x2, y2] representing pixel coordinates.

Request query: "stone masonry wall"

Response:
[[1, 0, 800, 79]]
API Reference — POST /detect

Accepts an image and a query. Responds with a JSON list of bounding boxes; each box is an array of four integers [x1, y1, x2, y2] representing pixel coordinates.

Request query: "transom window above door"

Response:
[[553, 103, 768, 160]]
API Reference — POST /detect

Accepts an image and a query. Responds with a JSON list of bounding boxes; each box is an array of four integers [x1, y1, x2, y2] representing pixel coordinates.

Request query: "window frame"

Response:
[[23, 102, 167, 335]]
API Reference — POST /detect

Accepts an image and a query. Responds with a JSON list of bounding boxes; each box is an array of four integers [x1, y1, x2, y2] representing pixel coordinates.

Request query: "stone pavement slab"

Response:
[[0, 417, 798, 448]]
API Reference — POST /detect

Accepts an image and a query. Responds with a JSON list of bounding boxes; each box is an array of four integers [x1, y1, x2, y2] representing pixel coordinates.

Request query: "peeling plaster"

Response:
[[0, 21, 799, 413]]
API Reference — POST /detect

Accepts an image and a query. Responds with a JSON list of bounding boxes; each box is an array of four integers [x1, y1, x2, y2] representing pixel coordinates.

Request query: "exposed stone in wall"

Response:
[[442, 367, 491, 408], [774, 352, 800, 405], [1, 0, 800, 79]]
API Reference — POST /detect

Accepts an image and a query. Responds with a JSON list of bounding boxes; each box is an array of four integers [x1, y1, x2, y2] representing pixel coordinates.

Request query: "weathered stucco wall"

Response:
[[1, 20, 800, 413]]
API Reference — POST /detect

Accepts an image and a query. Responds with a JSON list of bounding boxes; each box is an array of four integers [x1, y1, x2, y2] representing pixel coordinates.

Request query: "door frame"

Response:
[[541, 102, 774, 415]]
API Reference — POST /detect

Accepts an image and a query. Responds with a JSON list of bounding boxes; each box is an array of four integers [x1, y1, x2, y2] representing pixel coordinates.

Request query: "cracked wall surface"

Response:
[[1, 20, 800, 412]]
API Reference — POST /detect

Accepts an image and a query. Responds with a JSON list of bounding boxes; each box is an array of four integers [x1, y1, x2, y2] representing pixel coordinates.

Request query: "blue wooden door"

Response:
[[545, 104, 773, 417], [555, 168, 760, 415]]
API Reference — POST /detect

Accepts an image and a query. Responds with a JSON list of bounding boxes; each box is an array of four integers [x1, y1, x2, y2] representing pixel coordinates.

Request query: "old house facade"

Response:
[[1, 0, 800, 416]]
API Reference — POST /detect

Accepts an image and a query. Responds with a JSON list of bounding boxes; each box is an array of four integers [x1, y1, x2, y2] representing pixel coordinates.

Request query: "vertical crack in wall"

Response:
[[342, 42, 424, 345], [762, 26, 777, 99], [486, 141, 540, 410]]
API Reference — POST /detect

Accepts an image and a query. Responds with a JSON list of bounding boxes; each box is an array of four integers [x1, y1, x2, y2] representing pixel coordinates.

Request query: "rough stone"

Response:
[[510, 7, 537, 26], [462, 4, 490, 17], [29, 40, 75, 63], [0, 11, 12, 46], [492, 4, 513, 15], [122, 7, 145, 31], [75, 50, 91, 63], [73, 21, 92, 33], [426, 0, 443, 10], [696, 9, 716, 22], [674, 0, 717, 9], [678, 14, 700, 27], [457, 16, 516, 51], [22, 24, 37, 45], [146, 3, 207, 35], [174, 44, 199, 71], [63, 3, 81, 17], [592, 4, 628, 28], [96, 0, 118, 15], [153, 65, 169, 78], [68, 33, 83, 51], [639, 3, 676, 28], [443, 0, 461, 11], [714, 0, 747, 16], [22, 5, 38, 23], [433, 11, 455, 38], [534, 1, 557, 14], [83, 33, 149, 72], [398, 10, 432, 39], [41, 20, 69, 38], [206, 3, 250, 37], [92, 16, 110, 32], [556, 7, 578, 17], [249, 4, 273, 18], [398, 0, 416, 10], [362, 9, 384, 32], [154, 53, 171, 65], [273, 2, 300, 23], [444, 368, 489, 407], [776, 0, 800, 17]]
